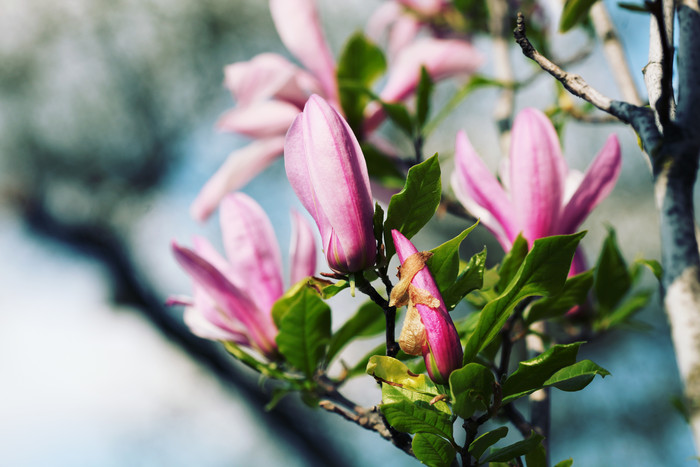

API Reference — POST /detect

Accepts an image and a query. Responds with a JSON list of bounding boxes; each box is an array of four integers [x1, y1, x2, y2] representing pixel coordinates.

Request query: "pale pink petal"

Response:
[[171, 242, 277, 356], [451, 130, 516, 248], [387, 15, 422, 60], [289, 210, 317, 284], [216, 100, 300, 138], [183, 306, 250, 344], [269, 0, 338, 106], [190, 137, 285, 222], [509, 108, 565, 243], [379, 38, 483, 103], [220, 193, 285, 314], [398, 0, 448, 15], [558, 135, 621, 234], [366, 2, 402, 42], [224, 53, 320, 108]]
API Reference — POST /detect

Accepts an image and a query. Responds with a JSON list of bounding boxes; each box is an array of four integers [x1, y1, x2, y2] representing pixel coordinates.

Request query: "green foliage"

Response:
[[412, 433, 456, 467], [595, 228, 631, 314], [384, 154, 442, 260], [275, 287, 331, 377], [416, 66, 434, 128], [525, 443, 548, 467], [468, 426, 508, 460], [496, 234, 529, 293], [363, 144, 406, 190], [554, 459, 574, 467], [449, 363, 494, 418], [480, 431, 545, 463], [559, 0, 599, 32], [463, 232, 585, 363], [617, 2, 651, 12], [502, 342, 609, 403], [326, 301, 385, 365], [223, 342, 291, 381], [381, 399, 454, 441], [336, 32, 386, 135], [426, 223, 485, 309], [524, 270, 594, 324], [367, 356, 443, 397]]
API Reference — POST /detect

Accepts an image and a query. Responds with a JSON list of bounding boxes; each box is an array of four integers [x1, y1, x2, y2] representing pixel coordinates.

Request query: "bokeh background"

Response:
[[0, 0, 696, 465]]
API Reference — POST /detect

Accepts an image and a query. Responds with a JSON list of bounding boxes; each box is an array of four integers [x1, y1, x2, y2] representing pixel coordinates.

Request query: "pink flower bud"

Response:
[[390, 230, 463, 384], [285, 95, 376, 273]]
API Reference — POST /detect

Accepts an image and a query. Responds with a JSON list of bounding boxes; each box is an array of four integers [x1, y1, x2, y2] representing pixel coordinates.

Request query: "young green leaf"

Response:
[[480, 431, 545, 463], [595, 227, 631, 314], [496, 234, 528, 293], [381, 399, 454, 441], [412, 432, 456, 467], [367, 355, 443, 396], [559, 0, 598, 33], [416, 66, 434, 128], [543, 359, 611, 391], [525, 270, 594, 324], [275, 287, 331, 377], [468, 426, 508, 460], [525, 443, 548, 467], [426, 223, 479, 297], [554, 459, 574, 467], [442, 247, 487, 310], [449, 363, 494, 419], [384, 154, 442, 260], [381, 101, 415, 136], [463, 232, 585, 363], [597, 289, 653, 330], [326, 301, 386, 364]]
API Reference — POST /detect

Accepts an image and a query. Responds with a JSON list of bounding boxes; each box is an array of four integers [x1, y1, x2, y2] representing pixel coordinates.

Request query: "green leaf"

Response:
[[496, 234, 528, 293], [559, 0, 599, 33], [223, 342, 293, 381], [373, 202, 386, 245], [381, 380, 451, 414], [413, 433, 456, 467], [326, 301, 385, 364], [595, 227, 631, 314], [381, 101, 415, 136], [449, 363, 494, 419], [543, 359, 611, 391], [525, 270, 594, 324], [384, 154, 442, 260], [347, 342, 386, 378], [442, 248, 487, 310], [468, 426, 508, 460], [554, 460, 574, 467], [598, 289, 653, 330], [427, 223, 479, 297], [363, 145, 406, 191], [480, 431, 545, 463], [463, 232, 585, 363], [633, 258, 663, 282], [617, 2, 651, 12], [271, 280, 310, 327], [525, 443, 548, 467], [381, 399, 454, 441], [275, 287, 331, 377], [336, 32, 386, 134], [367, 355, 442, 396], [416, 66, 434, 129]]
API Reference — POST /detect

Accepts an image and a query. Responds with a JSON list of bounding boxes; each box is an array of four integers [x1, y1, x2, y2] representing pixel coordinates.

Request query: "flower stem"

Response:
[[355, 273, 399, 357]]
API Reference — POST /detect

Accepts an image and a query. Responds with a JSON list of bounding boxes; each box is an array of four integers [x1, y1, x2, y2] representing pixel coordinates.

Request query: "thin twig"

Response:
[[503, 404, 535, 438], [355, 274, 399, 357]]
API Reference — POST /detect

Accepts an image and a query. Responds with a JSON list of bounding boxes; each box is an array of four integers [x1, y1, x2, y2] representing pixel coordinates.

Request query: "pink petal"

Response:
[[379, 38, 483, 103], [558, 135, 621, 234], [220, 193, 285, 314], [289, 210, 317, 284], [269, 0, 338, 106], [284, 95, 376, 273], [190, 137, 285, 222], [366, 3, 421, 60], [224, 53, 320, 108], [509, 108, 565, 244], [172, 242, 277, 356], [216, 100, 300, 138], [397, 0, 447, 15], [183, 305, 250, 344], [451, 130, 516, 249]]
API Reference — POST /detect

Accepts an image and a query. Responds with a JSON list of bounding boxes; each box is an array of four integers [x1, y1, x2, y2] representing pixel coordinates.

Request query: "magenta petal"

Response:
[[190, 137, 285, 222], [509, 108, 565, 243], [558, 135, 622, 234], [172, 242, 277, 357], [285, 95, 376, 273], [269, 0, 338, 106], [379, 38, 482, 103], [451, 130, 516, 249], [217, 100, 300, 138], [220, 193, 285, 314], [391, 230, 463, 384], [289, 210, 317, 284]]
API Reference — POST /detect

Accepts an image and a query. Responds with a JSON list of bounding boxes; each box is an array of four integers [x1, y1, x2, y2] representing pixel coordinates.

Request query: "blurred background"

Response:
[[0, 0, 696, 465]]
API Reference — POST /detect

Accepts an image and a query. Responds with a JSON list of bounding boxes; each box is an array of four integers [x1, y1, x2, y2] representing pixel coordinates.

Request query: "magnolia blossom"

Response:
[[192, 0, 482, 222], [390, 229, 463, 384], [285, 95, 376, 273], [451, 108, 621, 274], [170, 192, 317, 359]]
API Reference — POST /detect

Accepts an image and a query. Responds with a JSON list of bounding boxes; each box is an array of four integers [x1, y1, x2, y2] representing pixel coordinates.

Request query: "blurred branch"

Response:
[[487, 0, 515, 153]]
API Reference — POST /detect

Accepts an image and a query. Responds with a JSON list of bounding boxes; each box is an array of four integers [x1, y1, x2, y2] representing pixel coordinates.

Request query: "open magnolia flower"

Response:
[[192, 0, 482, 222], [170, 192, 316, 359], [390, 229, 463, 384], [451, 108, 621, 274]]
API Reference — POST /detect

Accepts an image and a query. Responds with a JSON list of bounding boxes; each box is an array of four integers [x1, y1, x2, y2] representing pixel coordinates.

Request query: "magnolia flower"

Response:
[[285, 95, 376, 273], [390, 229, 463, 384], [192, 0, 482, 222], [170, 192, 317, 359], [451, 108, 621, 274]]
